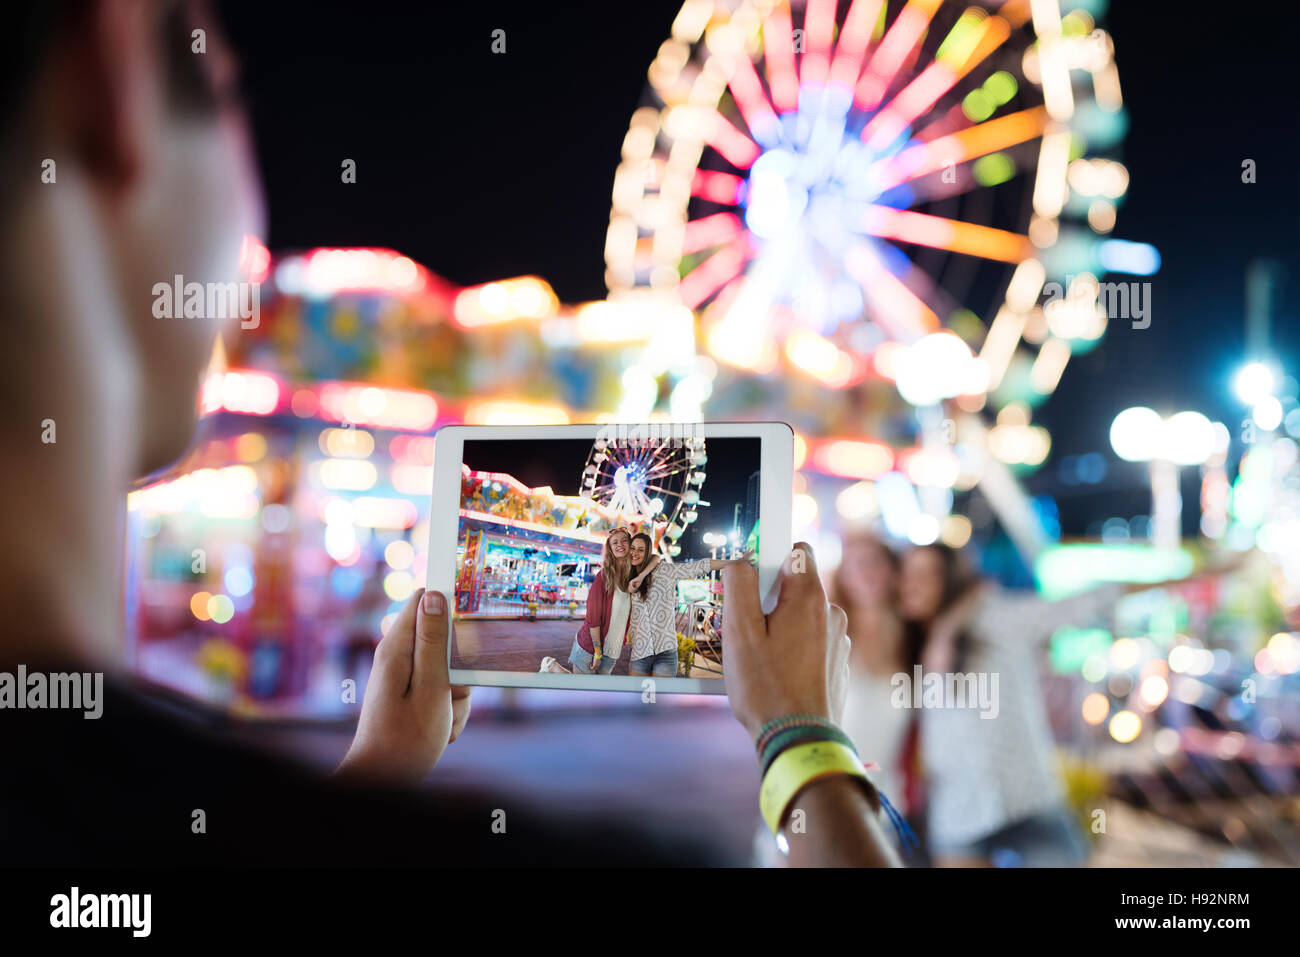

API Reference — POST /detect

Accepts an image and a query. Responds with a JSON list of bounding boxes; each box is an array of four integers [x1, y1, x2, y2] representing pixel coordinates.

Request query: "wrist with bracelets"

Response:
[[755, 714, 875, 834], [755, 713, 918, 855]]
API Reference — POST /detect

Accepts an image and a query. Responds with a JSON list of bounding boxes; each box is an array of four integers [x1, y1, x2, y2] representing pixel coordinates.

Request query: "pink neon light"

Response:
[[691, 169, 745, 205], [317, 383, 439, 432], [725, 49, 779, 142], [681, 212, 745, 255], [763, 6, 800, 113], [706, 108, 761, 169], [239, 234, 271, 284], [678, 237, 752, 309], [799, 0, 837, 88], [854, 0, 940, 111], [829, 0, 884, 88], [862, 62, 956, 150]]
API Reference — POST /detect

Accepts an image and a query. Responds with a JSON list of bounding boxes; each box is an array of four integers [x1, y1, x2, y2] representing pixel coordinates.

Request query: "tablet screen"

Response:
[[450, 433, 761, 681]]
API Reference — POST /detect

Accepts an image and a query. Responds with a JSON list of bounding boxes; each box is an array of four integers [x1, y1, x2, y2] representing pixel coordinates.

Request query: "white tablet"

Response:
[[425, 422, 793, 694]]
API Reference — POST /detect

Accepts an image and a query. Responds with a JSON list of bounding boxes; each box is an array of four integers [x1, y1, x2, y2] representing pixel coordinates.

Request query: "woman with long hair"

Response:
[[896, 543, 1234, 866], [624, 533, 745, 678], [550, 526, 635, 675], [828, 531, 925, 853]]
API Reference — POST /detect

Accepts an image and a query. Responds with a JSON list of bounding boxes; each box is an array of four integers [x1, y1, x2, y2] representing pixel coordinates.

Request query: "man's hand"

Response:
[[336, 588, 471, 784], [721, 543, 851, 739]]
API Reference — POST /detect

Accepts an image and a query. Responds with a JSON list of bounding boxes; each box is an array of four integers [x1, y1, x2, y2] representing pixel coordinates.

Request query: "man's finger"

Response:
[[449, 692, 472, 743], [783, 541, 822, 586], [374, 588, 422, 692], [721, 559, 764, 644], [411, 589, 452, 699]]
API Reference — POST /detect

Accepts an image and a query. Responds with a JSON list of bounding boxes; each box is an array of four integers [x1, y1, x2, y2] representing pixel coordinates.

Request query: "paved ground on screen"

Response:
[[452, 618, 721, 678]]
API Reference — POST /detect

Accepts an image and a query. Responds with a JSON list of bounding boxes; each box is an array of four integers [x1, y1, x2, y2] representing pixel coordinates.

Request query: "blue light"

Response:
[[1097, 239, 1160, 276], [330, 566, 365, 601], [224, 565, 254, 597]]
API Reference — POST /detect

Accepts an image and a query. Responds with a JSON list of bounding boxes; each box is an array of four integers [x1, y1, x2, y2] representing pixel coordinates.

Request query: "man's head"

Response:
[[2, 0, 264, 478]]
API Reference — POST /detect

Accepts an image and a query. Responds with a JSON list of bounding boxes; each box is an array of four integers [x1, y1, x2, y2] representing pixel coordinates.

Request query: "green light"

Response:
[[973, 153, 1015, 186], [962, 89, 995, 123], [936, 12, 982, 66], [1061, 13, 1091, 37], [1081, 654, 1108, 683], [946, 308, 984, 342], [1050, 627, 1113, 674], [1034, 543, 1196, 600], [984, 70, 1018, 105]]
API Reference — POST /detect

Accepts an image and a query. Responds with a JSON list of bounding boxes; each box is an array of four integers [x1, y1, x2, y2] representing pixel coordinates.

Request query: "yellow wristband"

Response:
[[759, 740, 868, 834]]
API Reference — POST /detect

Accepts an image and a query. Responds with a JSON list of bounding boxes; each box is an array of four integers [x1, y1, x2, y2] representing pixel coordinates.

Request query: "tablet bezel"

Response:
[[427, 421, 793, 694]]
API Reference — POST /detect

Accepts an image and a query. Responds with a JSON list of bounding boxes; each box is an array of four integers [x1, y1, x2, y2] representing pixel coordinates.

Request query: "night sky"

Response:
[[463, 437, 760, 558], [223, 1, 1300, 537]]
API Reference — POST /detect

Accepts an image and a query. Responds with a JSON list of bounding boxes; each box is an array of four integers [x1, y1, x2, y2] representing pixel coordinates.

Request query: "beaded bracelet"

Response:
[[760, 723, 858, 778], [755, 714, 918, 855], [754, 713, 839, 756]]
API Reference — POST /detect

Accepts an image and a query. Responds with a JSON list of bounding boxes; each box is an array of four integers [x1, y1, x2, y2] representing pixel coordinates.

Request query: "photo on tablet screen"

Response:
[[450, 433, 761, 681]]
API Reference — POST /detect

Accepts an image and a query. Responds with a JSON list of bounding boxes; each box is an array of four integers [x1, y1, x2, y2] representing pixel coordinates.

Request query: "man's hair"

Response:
[[2, 1, 222, 138]]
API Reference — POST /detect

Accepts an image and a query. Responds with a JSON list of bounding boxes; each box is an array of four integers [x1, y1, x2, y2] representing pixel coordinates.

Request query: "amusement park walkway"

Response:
[[454, 617, 585, 672], [225, 694, 765, 862], [452, 615, 723, 678]]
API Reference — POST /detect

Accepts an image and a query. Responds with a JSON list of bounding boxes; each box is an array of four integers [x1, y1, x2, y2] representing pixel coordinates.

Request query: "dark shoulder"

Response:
[[0, 681, 737, 866]]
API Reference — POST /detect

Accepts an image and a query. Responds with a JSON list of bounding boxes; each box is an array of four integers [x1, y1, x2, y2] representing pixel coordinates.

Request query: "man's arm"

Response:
[[722, 545, 901, 868], [783, 777, 900, 868]]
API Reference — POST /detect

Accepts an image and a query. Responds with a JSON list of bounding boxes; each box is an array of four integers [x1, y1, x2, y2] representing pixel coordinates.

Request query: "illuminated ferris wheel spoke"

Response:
[[854, 0, 945, 111], [704, 107, 762, 170], [640, 460, 685, 479], [997, 0, 1033, 30], [875, 105, 1049, 193], [723, 47, 780, 146], [861, 14, 1011, 152], [762, 6, 800, 113], [643, 484, 686, 499], [679, 236, 753, 309], [862, 206, 1032, 264], [691, 169, 745, 205], [798, 0, 838, 87], [681, 212, 745, 255], [847, 244, 940, 342], [828, 0, 883, 89]]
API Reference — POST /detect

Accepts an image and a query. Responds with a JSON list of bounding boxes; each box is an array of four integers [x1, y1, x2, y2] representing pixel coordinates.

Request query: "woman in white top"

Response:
[[624, 533, 744, 678], [897, 543, 1232, 866], [828, 531, 918, 833]]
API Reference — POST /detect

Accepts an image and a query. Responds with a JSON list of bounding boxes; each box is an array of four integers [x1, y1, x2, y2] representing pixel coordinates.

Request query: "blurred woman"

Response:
[[897, 544, 1114, 867], [828, 532, 922, 837]]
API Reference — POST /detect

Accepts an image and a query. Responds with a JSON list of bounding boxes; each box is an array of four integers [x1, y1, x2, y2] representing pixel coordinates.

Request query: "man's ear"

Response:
[[55, 0, 159, 195]]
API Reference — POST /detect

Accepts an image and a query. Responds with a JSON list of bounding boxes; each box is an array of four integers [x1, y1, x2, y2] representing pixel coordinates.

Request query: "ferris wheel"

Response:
[[579, 435, 708, 558], [606, 0, 1135, 426]]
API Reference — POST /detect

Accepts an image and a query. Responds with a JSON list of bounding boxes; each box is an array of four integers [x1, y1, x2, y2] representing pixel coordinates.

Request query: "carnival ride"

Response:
[[580, 434, 709, 557]]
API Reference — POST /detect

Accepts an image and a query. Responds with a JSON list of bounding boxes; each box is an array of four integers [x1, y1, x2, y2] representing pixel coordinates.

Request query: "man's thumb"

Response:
[[411, 589, 451, 696]]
